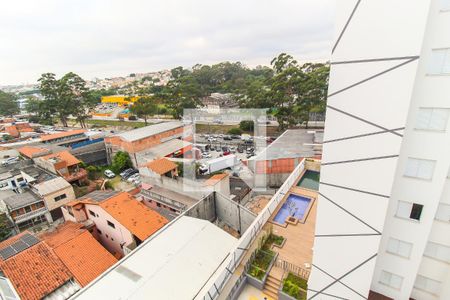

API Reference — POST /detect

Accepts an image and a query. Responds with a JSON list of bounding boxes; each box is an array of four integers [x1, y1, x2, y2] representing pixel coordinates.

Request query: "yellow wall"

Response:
[[101, 95, 139, 104]]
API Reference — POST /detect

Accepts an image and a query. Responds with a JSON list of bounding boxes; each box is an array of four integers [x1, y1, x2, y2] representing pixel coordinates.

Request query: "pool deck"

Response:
[[265, 172, 318, 278]]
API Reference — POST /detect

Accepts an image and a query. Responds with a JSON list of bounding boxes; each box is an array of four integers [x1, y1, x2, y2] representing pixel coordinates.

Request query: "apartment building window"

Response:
[[396, 201, 423, 221], [404, 158, 436, 180], [97, 229, 102, 235], [54, 194, 67, 202], [24, 206, 32, 213], [88, 210, 96, 217], [428, 48, 450, 75], [441, 0, 450, 11], [414, 275, 442, 295], [379, 270, 403, 289], [107, 220, 116, 229], [386, 238, 412, 258], [424, 241, 450, 263], [435, 203, 450, 222], [415, 108, 450, 131]]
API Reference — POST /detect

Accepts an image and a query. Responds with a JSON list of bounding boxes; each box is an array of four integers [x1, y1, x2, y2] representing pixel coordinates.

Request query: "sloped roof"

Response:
[[40, 222, 117, 287], [0, 242, 73, 300], [114, 121, 183, 142], [18, 146, 50, 158], [205, 173, 228, 186], [40, 129, 86, 142], [99, 192, 168, 241], [146, 158, 177, 175], [41, 150, 80, 166]]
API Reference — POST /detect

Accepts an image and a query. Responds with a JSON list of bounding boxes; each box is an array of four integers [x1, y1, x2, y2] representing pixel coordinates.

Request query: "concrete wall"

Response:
[[0, 149, 19, 160], [185, 193, 216, 222], [42, 185, 76, 212], [215, 192, 256, 234]]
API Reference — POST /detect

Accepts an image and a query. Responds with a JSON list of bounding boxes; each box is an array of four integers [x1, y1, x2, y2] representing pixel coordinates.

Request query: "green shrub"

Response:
[[239, 120, 254, 131], [104, 181, 114, 190], [228, 127, 242, 135], [282, 273, 308, 299]]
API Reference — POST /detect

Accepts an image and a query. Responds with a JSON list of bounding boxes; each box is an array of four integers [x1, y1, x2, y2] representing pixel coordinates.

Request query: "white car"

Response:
[[104, 169, 115, 178], [1, 157, 19, 166], [202, 152, 212, 158], [127, 173, 140, 183]]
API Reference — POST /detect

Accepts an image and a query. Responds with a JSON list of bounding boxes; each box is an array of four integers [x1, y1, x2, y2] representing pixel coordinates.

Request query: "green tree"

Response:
[[130, 96, 158, 125], [239, 120, 254, 132], [0, 91, 19, 116], [111, 151, 132, 173], [228, 127, 243, 135], [0, 214, 12, 242]]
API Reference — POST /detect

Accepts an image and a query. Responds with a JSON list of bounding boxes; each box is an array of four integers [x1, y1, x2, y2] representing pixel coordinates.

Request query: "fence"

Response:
[[273, 257, 310, 280], [199, 158, 306, 300]]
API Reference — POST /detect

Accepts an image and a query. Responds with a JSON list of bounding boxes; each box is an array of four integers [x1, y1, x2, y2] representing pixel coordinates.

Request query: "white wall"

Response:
[[309, 0, 431, 299]]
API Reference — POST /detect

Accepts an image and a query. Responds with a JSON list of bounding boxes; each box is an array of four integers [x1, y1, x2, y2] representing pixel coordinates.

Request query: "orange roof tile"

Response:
[[39, 222, 85, 248], [40, 129, 86, 142], [41, 150, 80, 166], [52, 231, 117, 287], [205, 173, 228, 186], [0, 243, 72, 300], [146, 158, 177, 175], [5, 125, 19, 138], [99, 192, 168, 241], [18, 146, 50, 158]]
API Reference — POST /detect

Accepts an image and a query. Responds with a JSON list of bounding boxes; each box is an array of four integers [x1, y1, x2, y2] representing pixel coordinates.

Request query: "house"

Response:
[[0, 224, 117, 300], [0, 146, 19, 161], [40, 129, 87, 146], [34, 150, 87, 184], [62, 191, 168, 256], [0, 232, 80, 300], [2, 189, 51, 233], [18, 145, 51, 159], [205, 173, 231, 196], [39, 222, 117, 287], [146, 158, 178, 178], [104, 121, 192, 166], [31, 177, 76, 220]]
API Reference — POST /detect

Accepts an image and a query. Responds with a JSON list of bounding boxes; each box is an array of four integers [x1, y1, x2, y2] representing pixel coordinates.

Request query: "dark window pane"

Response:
[[410, 204, 423, 220]]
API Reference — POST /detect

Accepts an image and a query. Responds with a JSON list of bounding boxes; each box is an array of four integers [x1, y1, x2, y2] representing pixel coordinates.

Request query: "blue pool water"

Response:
[[273, 194, 311, 224]]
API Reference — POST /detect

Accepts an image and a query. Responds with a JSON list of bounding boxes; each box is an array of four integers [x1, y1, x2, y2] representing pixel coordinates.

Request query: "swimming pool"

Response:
[[273, 194, 312, 225], [297, 170, 320, 191]]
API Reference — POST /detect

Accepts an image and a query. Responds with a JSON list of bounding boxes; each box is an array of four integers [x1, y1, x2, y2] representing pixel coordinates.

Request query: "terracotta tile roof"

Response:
[[41, 150, 80, 166], [39, 222, 85, 248], [18, 146, 50, 158], [146, 158, 177, 175], [5, 125, 19, 138], [99, 192, 168, 241], [52, 231, 117, 287], [40, 129, 86, 142], [0, 243, 72, 300], [205, 173, 228, 186]]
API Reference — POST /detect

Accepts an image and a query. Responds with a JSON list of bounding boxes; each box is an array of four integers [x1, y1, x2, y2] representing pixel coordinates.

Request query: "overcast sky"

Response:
[[0, 0, 335, 85]]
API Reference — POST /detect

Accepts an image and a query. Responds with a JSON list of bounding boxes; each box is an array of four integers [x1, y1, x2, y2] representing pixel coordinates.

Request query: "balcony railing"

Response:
[[140, 189, 188, 211], [64, 168, 87, 182], [14, 207, 48, 223]]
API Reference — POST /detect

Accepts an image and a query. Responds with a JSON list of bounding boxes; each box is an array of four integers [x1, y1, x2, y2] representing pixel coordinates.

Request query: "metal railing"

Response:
[[273, 257, 310, 280], [200, 159, 306, 300]]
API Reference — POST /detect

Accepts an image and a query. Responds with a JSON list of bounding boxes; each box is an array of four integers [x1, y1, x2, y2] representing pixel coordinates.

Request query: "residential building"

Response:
[[39, 221, 117, 287], [0, 146, 19, 161], [0, 224, 117, 300], [62, 191, 168, 256], [71, 216, 237, 300], [3, 189, 51, 233], [309, 1, 450, 299], [31, 177, 76, 220], [104, 121, 192, 166], [0, 232, 80, 300], [34, 150, 87, 184], [40, 129, 87, 146], [18, 145, 51, 159]]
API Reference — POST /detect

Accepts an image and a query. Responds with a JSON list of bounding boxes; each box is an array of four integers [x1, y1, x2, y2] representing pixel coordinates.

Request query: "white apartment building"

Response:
[[310, 1, 450, 300]]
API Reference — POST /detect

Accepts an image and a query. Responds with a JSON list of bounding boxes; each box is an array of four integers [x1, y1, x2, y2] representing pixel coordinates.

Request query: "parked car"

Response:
[[122, 169, 138, 180], [237, 147, 244, 153], [128, 115, 137, 121], [1, 157, 19, 166], [202, 152, 212, 158], [223, 150, 231, 156], [104, 169, 116, 178], [127, 173, 140, 183], [120, 168, 133, 177], [223, 135, 232, 140]]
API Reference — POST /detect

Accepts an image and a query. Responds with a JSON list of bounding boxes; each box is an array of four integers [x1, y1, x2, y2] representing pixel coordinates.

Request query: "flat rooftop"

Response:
[[250, 129, 323, 161], [72, 216, 237, 300], [141, 138, 191, 159], [114, 121, 183, 142]]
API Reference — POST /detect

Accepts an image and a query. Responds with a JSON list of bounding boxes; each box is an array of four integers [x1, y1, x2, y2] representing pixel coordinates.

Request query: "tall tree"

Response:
[[0, 91, 19, 116], [130, 96, 158, 125]]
